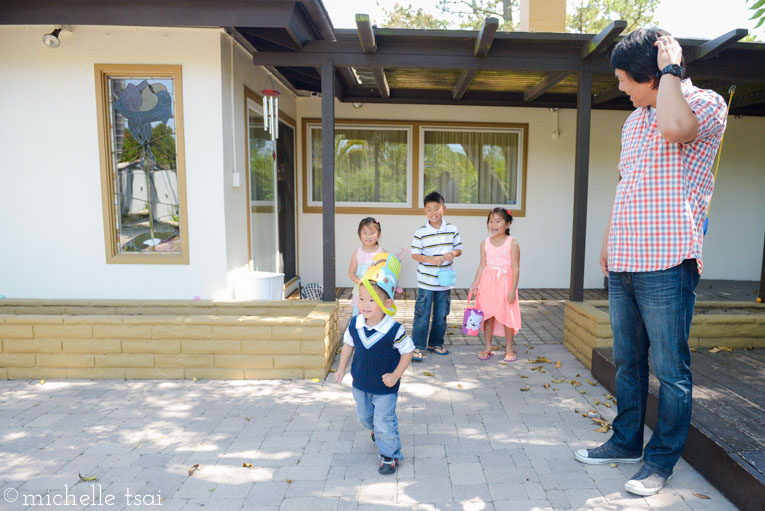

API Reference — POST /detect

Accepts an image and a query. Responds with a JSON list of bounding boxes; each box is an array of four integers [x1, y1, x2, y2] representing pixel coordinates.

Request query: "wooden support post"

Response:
[[569, 71, 592, 302], [321, 63, 336, 302]]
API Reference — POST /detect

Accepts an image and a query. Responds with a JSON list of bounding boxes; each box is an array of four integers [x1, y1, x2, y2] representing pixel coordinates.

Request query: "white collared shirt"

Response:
[[411, 218, 462, 290], [343, 315, 415, 354]]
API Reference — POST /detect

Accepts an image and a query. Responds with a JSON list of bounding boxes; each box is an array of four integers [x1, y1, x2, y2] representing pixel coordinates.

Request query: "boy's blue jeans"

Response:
[[607, 259, 699, 477], [412, 288, 450, 350], [352, 387, 402, 460]]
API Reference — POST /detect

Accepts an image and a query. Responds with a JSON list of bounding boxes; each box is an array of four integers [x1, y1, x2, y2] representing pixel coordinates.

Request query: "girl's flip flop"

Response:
[[502, 352, 517, 362], [477, 351, 494, 361]]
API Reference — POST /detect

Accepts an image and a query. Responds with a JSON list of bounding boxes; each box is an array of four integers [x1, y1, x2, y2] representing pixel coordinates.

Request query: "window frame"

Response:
[[419, 123, 528, 214], [301, 119, 527, 216], [94, 63, 189, 264], [302, 119, 415, 213]]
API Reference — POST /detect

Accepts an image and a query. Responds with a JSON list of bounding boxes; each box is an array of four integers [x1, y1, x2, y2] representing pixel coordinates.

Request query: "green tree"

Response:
[[120, 123, 177, 170], [379, 0, 659, 33], [568, 0, 659, 34], [379, 2, 448, 29], [747, 0, 765, 40]]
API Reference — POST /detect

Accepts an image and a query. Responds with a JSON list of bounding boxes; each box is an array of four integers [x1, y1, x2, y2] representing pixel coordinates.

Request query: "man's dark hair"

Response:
[[610, 28, 685, 89], [424, 191, 445, 207]]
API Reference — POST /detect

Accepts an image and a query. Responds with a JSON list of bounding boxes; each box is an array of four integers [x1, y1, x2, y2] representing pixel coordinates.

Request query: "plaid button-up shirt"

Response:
[[608, 79, 727, 274]]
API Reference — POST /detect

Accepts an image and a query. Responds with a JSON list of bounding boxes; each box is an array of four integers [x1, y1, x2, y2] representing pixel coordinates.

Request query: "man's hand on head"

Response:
[[655, 35, 682, 70]]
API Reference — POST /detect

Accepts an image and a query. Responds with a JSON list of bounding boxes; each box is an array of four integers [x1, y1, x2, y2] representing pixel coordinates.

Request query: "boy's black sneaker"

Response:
[[378, 456, 398, 474]]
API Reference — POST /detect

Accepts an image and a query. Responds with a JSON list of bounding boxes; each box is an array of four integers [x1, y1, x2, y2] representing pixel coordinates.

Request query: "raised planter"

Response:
[[0, 299, 338, 380], [564, 300, 765, 369]]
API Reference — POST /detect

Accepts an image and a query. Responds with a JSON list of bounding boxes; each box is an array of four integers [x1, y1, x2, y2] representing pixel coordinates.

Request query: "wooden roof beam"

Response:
[[355, 13, 389, 98], [689, 28, 748, 63], [732, 90, 765, 108], [524, 71, 569, 102], [593, 85, 622, 105], [581, 20, 627, 60], [453, 17, 499, 100]]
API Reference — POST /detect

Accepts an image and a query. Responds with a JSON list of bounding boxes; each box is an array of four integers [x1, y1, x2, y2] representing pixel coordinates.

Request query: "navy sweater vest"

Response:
[[350, 318, 402, 395]]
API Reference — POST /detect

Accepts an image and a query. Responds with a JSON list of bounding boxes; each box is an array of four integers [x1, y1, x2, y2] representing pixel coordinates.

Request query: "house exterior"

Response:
[[1, 1, 764, 304]]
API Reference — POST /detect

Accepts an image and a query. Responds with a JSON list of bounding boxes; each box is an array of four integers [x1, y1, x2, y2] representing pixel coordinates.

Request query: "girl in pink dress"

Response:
[[348, 217, 385, 316], [469, 208, 521, 362]]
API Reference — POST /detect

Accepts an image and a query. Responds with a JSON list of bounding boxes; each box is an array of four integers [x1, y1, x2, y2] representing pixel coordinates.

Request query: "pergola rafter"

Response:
[[452, 17, 499, 100]]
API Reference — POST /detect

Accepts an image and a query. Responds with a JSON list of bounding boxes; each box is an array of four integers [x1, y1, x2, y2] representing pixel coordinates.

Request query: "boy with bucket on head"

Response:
[[335, 253, 414, 475], [410, 191, 463, 361]]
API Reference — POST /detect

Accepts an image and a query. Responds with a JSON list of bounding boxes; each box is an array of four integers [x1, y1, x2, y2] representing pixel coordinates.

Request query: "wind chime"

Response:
[[261, 82, 280, 142]]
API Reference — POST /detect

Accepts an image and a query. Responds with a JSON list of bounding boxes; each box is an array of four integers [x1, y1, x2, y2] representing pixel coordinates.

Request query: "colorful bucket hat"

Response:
[[360, 253, 401, 316]]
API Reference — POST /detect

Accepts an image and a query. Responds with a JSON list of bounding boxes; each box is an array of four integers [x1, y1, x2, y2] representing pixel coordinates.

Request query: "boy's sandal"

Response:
[[412, 350, 424, 362], [427, 346, 449, 356], [502, 352, 517, 362], [477, 351, 494, 361]]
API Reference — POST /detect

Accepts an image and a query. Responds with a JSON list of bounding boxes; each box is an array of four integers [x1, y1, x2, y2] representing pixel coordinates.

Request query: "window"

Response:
[[306, 124, 411, 207], [95, 64, 188, 264], [422, 127, 525, 211]]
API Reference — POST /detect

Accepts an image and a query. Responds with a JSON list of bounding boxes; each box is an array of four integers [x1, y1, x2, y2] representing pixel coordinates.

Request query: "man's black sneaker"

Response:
[[574, 443, 643, 465], [378, 456, 398, 474]]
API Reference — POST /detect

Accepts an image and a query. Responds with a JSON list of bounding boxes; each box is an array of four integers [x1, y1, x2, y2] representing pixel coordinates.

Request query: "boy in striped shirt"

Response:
[[410, 191, 463, 362]]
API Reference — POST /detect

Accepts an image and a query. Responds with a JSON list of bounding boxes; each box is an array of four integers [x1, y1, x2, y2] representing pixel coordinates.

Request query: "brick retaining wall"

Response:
[[0, 300, 339, 380]]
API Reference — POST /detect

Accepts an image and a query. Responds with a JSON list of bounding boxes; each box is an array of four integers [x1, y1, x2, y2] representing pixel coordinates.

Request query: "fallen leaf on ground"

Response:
[[576, 373, 581, 377], [543, 383, 550, 389], [39, 379, 45, 385], [79, 474, 97, 482], [554, 361, 561, 368], [593, 399, 600, 405], [579, 390, 587, 394], [586, 379, 598, 386], [520, 375, 529, 378], [192, 377, 198, 382], [286, 479, 293, 484], [528, 356, 552, 364], [188, 464, 201, 476], [693, 493, 710, 499], [595, 426, 610, 433], [553, 388, 559, 391], [491, 345, 500, 351], [520, 386, 530, 391], [242, 462, 253, 468], [569, 380, 581, 386], [605, 394, 613, 400], [551, 378, 563, 383], [457, 384, 463, 388], [209, 488, 215, 493], [609, 463, 617, 468], [329, 369, 337, 373], [310, 378, 321, 382], [423, 371, 435, 377], [709, 346, 733, 353], [690, 348, 697, 352], [603, 403, 612, 408], [244, 417, 251, 421]]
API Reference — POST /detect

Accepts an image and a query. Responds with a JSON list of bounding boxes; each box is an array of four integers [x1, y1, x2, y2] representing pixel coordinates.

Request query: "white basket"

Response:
[[234, 271, 284, 300]]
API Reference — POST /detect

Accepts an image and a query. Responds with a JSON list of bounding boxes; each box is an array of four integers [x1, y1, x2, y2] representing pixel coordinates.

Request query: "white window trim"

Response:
[[306, 123, 413, 208], [419, 125, 525, 211]]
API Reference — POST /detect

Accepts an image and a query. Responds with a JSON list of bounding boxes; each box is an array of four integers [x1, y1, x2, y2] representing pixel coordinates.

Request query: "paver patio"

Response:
[[0, 292, 745, 511]]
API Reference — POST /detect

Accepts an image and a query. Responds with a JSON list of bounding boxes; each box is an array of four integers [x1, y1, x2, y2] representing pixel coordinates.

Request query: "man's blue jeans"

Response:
[[607, 259, 699, 477], [412, 288, 450, 350], [352, 387, 402, 460]]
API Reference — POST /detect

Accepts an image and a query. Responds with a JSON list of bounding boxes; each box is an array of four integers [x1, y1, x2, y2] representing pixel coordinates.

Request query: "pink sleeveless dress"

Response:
[[476, 236, 521, 336]]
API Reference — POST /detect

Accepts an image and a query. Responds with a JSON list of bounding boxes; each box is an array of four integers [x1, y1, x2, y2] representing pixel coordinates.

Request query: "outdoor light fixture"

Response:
[[42, 27, 62, 48]]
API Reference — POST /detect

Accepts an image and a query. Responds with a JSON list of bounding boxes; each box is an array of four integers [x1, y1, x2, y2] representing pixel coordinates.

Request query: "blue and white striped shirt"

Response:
[[411, 219, 463, 290]]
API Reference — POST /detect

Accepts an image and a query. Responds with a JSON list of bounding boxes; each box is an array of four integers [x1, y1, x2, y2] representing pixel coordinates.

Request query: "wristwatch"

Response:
[[659, 64, 683, 79]]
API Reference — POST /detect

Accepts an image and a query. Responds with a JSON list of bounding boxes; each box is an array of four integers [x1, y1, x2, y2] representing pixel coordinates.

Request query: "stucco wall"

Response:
[[296, 98, 765, 289], [220, 32, 298, 297], [0, 26, 230, 299]]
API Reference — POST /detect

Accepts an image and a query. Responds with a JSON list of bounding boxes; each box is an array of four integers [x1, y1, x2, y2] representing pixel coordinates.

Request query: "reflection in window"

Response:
[[310, 126, 408, 205], [110, 78, 181, 254], [249, 110, 275, 202], [424, 129, 521, 207]]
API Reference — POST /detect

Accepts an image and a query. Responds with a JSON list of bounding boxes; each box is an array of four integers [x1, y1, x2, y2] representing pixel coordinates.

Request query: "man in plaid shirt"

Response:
[[574, 29, 727, 496]]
